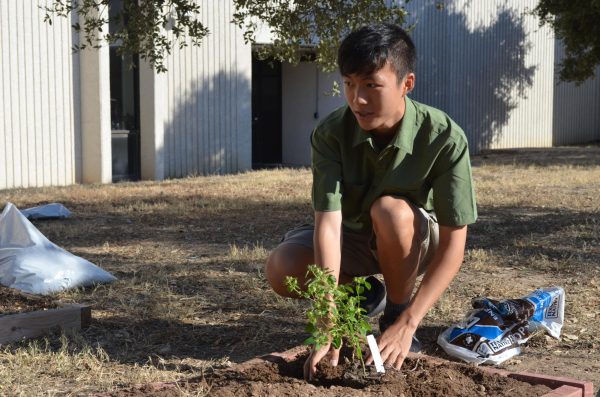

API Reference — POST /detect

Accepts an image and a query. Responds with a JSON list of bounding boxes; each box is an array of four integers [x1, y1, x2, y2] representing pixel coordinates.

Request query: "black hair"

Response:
[[338, 24, 416, 82]]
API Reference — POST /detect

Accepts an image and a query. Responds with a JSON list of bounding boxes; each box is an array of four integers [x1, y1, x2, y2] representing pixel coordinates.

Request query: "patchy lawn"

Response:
[[0, 145, 598, 396]]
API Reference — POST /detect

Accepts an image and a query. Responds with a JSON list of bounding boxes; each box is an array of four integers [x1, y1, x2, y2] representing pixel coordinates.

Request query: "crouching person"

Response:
[[265, 23, 477, 379]]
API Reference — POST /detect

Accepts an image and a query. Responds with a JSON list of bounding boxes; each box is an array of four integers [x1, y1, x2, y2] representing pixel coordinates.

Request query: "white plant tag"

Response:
[[367, 334, 385, 373]]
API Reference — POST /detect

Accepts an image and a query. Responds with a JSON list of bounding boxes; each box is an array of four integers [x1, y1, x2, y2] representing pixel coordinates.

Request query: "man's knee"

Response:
[[265, 245, 312, 297], [265, 248, 288, 296], [370, 196, 416, 233]]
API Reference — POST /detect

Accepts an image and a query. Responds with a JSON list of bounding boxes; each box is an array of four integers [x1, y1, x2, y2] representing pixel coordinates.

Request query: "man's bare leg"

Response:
[[370, 196, 422, 305], [265, 244, 314, 297]]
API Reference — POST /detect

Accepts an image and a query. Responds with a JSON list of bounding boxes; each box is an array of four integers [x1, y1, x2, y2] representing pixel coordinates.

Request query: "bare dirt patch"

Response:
[[0, 146, 598, 396], [206, 353, 550, 397], [100, 351, 552, 397]]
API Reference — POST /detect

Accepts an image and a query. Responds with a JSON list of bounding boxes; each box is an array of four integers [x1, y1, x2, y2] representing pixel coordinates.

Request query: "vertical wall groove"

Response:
[[0, 1, 6, 186], [40, 1, 50, 185], [32, 0, 41, 186], [15, 0, 25, 184], [233, 5, 238, 172]]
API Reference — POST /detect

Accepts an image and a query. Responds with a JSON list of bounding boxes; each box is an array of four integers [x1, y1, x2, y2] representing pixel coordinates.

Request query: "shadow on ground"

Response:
[[468, 204, 599, 272], [84, 315, 306, 365], [472, 145, 600, 167]]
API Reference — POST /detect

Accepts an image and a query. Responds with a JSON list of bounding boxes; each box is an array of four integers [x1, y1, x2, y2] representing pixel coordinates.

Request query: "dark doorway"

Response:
[[252, 56, 282, 168], [109, 1, 141, 182]]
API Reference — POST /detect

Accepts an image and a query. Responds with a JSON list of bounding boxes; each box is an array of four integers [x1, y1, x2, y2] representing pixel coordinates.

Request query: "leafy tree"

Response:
[[232, 0, 408, 72], [44, 0, 209, 73], [44, 0, 408, 73], [532, 0, 600, 84]]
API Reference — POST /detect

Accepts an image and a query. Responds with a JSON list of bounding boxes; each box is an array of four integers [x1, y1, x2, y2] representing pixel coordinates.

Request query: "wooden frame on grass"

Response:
[[0, 304, 92, 344]]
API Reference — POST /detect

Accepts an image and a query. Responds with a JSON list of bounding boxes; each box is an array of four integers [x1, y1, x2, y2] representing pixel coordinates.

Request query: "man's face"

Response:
[[342, 61, 414, 135]]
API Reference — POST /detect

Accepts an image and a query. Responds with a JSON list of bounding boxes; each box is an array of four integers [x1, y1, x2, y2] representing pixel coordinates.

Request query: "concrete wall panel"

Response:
[[552, 42, 600, 145], [281, 63, 344, 166], [407, 0, 556, 153], [163, 0, 252, 177], [0, 0, 80, 189]]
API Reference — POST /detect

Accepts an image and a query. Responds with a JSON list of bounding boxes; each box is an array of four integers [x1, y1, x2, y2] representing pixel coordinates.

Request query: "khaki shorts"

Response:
[[278, 207, 439, 278]]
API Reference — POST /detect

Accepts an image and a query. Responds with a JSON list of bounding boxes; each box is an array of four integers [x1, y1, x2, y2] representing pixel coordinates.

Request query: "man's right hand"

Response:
[[307, 210, 343, 381], [304, 342, 341, 381]]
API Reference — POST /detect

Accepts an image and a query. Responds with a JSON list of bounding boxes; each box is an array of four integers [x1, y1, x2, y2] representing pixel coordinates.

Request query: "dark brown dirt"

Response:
[[0, 285, 59, 316], [103, 350, 553, 397]]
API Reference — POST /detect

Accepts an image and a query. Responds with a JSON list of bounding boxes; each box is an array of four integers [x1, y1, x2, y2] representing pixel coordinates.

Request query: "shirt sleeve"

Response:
[[431, 136, 478, 226], [311, 126, 343, 212]]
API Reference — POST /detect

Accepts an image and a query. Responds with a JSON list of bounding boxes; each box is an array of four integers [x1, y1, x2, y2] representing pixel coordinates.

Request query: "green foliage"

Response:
[[532, 0, 600, 83], [43, 0, 209, 73], [285, 265, 372, 366], [232, 0, 409, 72], [44, 0, 408, 73]]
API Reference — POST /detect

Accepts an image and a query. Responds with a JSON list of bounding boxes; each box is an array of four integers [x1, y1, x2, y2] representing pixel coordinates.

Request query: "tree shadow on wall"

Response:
[[162, 70, 251, 178], [408, 3, 536, 152]]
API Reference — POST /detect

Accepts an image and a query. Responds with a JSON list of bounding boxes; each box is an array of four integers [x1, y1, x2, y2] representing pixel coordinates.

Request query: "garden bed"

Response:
[[0, 285, 60, 316], [0, 285, 91, 344], [96, 346, 593, 397]]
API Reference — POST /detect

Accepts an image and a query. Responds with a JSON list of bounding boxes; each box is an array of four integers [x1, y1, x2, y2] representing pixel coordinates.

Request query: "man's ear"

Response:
[[402, 73, 415, 94]]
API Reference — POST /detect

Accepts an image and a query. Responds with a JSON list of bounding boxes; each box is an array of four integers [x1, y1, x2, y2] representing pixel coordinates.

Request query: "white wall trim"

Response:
[[79, 9, 111, 184], [139, 59, 166, 180]]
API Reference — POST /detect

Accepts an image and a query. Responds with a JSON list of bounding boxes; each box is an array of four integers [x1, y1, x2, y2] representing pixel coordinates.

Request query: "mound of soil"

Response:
[[0, 285, 59, 316], [103, 350, 553, 397]]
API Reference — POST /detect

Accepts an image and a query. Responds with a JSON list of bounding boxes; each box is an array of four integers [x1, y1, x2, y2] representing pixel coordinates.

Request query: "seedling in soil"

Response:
[[285, 265, 372, 372]]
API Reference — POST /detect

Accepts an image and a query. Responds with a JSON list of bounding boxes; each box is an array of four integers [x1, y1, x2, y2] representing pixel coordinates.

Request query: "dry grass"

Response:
[[0, 146, 599, 395]]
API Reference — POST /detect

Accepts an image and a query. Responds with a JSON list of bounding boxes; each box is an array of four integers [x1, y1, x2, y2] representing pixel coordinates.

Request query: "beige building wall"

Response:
[[281, 62, 343, 166], [278, 0, 596, 164], [0, 0, 253, 189], [552, 42, 600, 145], [162, 0, 252, 177], [1, 0, 598, 189], [0, 0, 81, 189], [407, 0, 556, 153]]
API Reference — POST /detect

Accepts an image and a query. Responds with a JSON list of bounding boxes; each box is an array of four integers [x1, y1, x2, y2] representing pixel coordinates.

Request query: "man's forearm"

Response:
[[314, 211, 343, 282], [402, 225, 467, 328]]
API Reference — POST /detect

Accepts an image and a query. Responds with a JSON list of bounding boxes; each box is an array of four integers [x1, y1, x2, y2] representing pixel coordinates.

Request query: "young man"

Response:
[[265, 23, 477, 379]]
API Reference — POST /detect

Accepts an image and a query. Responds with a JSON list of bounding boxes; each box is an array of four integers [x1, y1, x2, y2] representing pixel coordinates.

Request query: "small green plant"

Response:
[[285, 265, 372, 370]]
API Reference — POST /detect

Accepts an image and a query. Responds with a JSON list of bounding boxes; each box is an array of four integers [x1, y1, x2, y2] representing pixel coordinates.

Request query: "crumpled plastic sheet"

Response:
[[20, 203, 72, 220], [0, 202, 117, 295]]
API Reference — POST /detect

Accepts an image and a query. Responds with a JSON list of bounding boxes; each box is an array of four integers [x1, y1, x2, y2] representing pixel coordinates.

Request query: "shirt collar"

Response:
[[351, 96, 418, 154]]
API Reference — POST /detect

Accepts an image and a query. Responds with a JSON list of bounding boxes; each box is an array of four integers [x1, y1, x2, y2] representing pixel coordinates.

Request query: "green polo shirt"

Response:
[[311, 97, 477, 233]]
